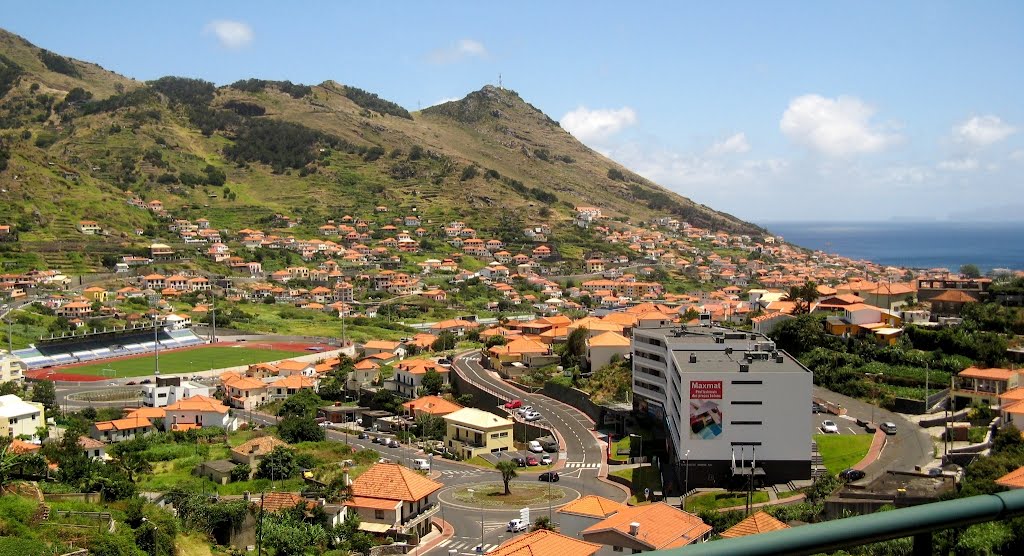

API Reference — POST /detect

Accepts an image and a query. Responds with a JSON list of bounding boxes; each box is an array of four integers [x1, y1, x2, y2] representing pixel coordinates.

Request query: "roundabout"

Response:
[[439, 480, 581, 511]]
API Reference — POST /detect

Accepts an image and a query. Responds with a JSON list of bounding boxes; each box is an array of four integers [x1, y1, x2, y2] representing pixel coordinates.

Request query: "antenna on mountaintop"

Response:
[[498, 74, 503, 89]]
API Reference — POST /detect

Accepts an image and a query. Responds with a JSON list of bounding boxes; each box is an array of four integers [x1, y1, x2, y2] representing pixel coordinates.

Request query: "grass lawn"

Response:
[[451, 482, 563, 507], [175, 533, 214, 556], [62, 346, 302, 377], [684, 491, 770, 512], [610, 465, 662, 505], [815, 433, 874, 475]]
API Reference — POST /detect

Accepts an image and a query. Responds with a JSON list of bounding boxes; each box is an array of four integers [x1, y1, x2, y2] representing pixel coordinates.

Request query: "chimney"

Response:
[[689, 353, 697, 364], [776, 355, 784, 364], [629, 522, 641, 536]]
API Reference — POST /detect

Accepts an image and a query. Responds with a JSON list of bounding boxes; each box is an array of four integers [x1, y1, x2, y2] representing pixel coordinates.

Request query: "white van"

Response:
[[412, 458, 430, 471], [528, 440, 543, 453]]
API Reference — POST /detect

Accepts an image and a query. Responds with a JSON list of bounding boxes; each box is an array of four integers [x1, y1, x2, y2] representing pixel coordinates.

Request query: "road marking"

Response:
[[564, 462, 600, 469], [847, 427, 858, 434]]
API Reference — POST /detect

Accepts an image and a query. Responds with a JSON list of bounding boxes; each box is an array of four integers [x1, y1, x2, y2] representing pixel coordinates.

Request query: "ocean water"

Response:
[[759, 221, 1024, 272]]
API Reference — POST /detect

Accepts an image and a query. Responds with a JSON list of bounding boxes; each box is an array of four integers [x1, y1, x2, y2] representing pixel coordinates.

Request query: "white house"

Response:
[[163, 396, 237, 431], [0, 394, 44, 439], [142, 379, 212, 408]]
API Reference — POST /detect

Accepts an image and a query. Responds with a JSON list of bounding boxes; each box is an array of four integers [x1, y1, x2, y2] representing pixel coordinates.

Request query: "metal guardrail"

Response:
[[666, 489, 1024, 556]]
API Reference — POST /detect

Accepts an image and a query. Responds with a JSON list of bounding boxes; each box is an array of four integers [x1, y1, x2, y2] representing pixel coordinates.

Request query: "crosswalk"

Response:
[[438, 538, 499, 553], [564, 461, 600, 469], [439, 469, 486, 477]]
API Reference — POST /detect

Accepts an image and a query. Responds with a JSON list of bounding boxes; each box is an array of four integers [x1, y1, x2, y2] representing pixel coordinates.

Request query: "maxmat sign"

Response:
[[690, 381, 723, 400]]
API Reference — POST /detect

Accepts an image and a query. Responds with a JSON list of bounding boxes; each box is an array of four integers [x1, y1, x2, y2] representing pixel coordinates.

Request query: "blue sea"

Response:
[[759, 222, 1024, 272]]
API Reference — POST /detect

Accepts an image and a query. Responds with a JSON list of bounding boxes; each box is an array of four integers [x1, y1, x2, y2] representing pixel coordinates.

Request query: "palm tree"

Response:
[[783, 281, 818, 314], [496, 461, 518, 495], [115, 451, 153, 483]]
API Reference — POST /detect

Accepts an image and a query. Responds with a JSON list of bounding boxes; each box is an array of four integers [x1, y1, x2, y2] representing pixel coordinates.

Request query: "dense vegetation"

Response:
[[224, 118, 340, 172], [229, 78, 312, 99], [0, 53, 23, 97], [342, 85, 412, 119], [38, 49, 79, 77], [223, 99, 266, 116]]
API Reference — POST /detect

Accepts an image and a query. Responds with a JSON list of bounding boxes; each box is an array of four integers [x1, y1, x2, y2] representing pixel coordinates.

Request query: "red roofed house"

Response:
[[223, 376, 269, 410], [401, 395, 462, 418], [89, 416, 155, 443], [581, 502, 711, 552], [556, 495, 628, 541], [392, 359, 449, 398], [164, 395, 237, 431], [345, 462, 443, 542], [952, 367, 1023, 409], [269, 375, 318, 399], [720, 510, 790, 539], [488, 529, 601, 556]]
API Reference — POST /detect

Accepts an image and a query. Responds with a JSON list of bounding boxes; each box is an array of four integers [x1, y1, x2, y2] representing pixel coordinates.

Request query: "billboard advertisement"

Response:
[[689, 380, 723, 440]]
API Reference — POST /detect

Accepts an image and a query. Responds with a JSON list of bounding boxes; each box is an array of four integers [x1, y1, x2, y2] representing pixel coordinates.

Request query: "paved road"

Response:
[[813, 385, 935, 478]]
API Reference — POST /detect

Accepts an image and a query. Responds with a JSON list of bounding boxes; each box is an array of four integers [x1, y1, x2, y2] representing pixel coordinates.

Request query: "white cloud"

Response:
[[937, 157, 979, 171], [954, 115, 1017, 147], [780, 94, 899, 156], [203, 20, 254, 49], [427, 39, 488, 64], [707, 132, 751, 156], [560, 106, 637, 142]]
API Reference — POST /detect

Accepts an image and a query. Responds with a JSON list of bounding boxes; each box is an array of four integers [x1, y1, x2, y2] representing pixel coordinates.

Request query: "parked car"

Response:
[[437, 357, 452, 366], [839, 468, 866, 482], [524, 411, 542, 422], [517, 406, 534, 416], [507, 519, 528, 532], [511, 456, 527, 467], [504, 400, 523, 410], [880, 422, 898, 435], [539, 472, 560, 482], [373, 437, 384, 444], [543, 443, 558, 453], [821, 420, 840, 434], [540, 454, 552, 465], [358, 432, 369, 440], [412, 458, 430, 471], [388, 439, 400, 448], [126, 381, 137, 385], [378, 458, 391, 464], [526, 456, 539, 466], [528, 440, 544, 453], [812, 402, 824, 413], [140, 379, 152, 384]]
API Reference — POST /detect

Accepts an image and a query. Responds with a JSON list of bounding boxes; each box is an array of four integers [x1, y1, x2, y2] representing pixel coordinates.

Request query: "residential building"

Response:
[[930, 290, 980, 317], [995, 465, 1024, 490], [0, 352, 25, 383], [0, 394, 44, 438], [487, 530, 601, 556], [586, 331, 631, 371], [164, 395, 237, 431], [345, 462, 443, 543], [485, 337, 556, 377], [580, 502, 711, 552], [401, 395, 462, 418], [223, 376, 269, 410], [142, 377, 211, 408], [230, 436, 289, 466], [392, 359, 449, 398], [916, 276, 990, 303], [78, 435, 107, 460], [720, 511, 790, 539], [952, 367, 1022, 409], [556, 495, 627, 545], [77, 220, 101, 235], [363, 340, 407, 359], [90, 416, 154, 443], [630, 326, 813, 487], [443, 407, 514, 459], [269, 375, 318, 399]]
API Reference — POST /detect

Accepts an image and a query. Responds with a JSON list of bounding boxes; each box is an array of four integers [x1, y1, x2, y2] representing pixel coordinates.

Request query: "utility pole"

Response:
[[211, 295, 217, 343], [153, 313, 160, 376]]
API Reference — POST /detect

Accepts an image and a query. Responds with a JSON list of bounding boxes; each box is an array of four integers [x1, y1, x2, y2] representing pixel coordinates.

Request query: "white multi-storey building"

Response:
[[631, 326, 812, 488]]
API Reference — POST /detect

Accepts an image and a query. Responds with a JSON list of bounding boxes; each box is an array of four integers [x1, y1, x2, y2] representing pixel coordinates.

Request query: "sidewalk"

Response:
[[416, 518, 454, 554]]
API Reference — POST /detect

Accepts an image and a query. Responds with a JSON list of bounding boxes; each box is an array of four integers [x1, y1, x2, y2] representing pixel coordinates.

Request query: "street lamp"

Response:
[[682, 449, 691, 512], [547, 460, 553, 522], [866, 372, 884, 425], [467, 488, 483, 553]]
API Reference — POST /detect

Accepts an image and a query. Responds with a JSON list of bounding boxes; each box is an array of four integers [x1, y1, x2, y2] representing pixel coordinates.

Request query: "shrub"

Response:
[[39, 50, 80, 77], [342, 86, 412, 119]]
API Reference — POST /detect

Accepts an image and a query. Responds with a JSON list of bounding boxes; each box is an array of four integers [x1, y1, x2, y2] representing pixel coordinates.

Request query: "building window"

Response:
[[612, 547, 623, 553], [374, 510, 385, 519]]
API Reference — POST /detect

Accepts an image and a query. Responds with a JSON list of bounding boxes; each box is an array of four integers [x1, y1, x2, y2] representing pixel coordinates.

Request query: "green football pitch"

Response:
[[64, 346, 304, 378]]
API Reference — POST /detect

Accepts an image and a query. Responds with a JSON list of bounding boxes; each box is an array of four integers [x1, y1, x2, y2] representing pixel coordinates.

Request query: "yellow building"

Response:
[[0, 352, 26, 383], [443, 407, 514, 459]]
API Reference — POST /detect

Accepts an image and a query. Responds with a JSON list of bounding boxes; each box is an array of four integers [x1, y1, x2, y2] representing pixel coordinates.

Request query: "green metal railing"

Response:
[[666, 489, 1024, 556]]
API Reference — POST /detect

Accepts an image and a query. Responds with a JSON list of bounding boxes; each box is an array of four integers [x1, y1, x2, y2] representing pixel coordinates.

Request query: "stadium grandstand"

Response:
[[13, 325, 205, 370]]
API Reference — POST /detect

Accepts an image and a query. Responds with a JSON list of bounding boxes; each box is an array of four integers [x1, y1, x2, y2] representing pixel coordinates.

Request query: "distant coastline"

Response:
[[758, 221, 1024, 273]]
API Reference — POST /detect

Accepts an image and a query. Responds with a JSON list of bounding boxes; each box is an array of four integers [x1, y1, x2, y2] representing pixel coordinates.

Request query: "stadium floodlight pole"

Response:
[[153, 313, 160, 376], [211, 295, 217, 344]]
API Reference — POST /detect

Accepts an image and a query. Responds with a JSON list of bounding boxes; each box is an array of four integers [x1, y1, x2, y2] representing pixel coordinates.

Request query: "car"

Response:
[[504, 400, 523, 410], [388, 439, 400, 448], [516, 405, 534, 416], [437, 357, 452, 366], [528, 440, 544, 453], [511, 456, 527, 467], [540, 455, 552, 465], [412, 458, 430, 471], [538, 472, 559, 482], [526, 456, 539, 466], [372, 437, 384, 444], [523, 411, 542, 422], [126, 381, 137, 385], [821, 420, 840, 434], [839, 468, 866, 482], [507, 519, 528, 532], [140, 379, 152, 384], [812, 402, 824, 413], [543, 442, 559, 453], [358, 432, 369, 440], [378, 458, 391, 464], [109, 382, 118, 386], [880, 422, 898, 435]]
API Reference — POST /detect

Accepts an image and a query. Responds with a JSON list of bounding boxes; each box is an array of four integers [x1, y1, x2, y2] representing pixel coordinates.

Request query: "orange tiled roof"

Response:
[[345, 496, 401, 510], [931, 290, 978, 303], [77, 436, 105, 450], [232, 436, 289, 457], [959, 367, 1015, 381], [350, 463, 442, 502], [486, 529, 601, 556], [996, 465, 1024, 489], [9, 439, 41, 454], [557, 495, 626, 518], [165, 395, 229, 414], [402, 395, 462, 416], [126, 407, 167, 420], [95, 416, 152, 431], [277, 360, 312, 371], [582, 502, 711, 549], [271, 375, 317, 389], [258, 492, 314, 513], [587, 331, 631, 348], [720, 511, 790, 538]]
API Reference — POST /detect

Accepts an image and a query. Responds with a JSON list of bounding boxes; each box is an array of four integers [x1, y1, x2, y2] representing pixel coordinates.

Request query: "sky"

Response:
[[4, 1, 1023, 224]]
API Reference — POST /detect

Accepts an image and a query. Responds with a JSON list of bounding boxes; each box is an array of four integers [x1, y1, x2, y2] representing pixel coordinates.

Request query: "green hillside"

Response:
[[0, 27, 762, 273]]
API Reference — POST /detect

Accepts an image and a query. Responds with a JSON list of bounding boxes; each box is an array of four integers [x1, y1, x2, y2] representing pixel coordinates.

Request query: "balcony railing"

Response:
[[398, 503, 439, 533]]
